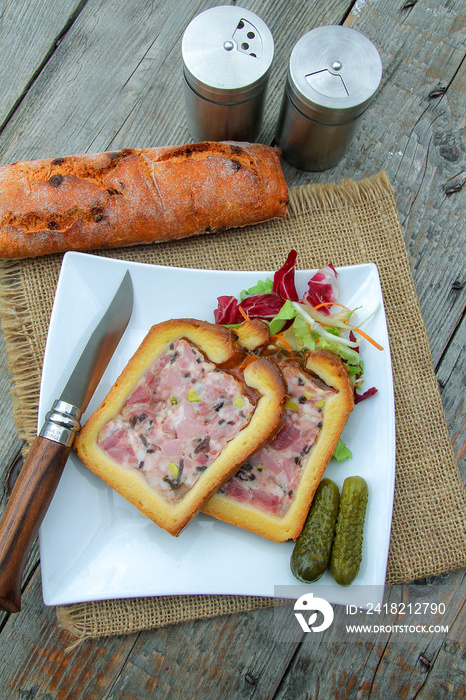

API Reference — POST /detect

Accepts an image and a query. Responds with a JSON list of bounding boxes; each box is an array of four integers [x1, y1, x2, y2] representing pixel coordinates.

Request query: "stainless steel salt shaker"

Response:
[[276, 26, 382, 171], [182, 6, 274, 142]]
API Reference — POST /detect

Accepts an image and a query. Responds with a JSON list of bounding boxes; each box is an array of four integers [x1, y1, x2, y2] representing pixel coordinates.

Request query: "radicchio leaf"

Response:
[[354, 387, 378, 404], [214, 295, 241, 324], [349, 330, 359, 346], [214, 293, 284, 324], [347, 331, 377, 401], [240, 293, 284, 319], [272, 249, 299, 301], [301, 263, 339, 315]]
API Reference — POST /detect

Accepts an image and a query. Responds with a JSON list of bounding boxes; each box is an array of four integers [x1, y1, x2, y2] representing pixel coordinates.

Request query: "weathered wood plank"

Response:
[[0, 566, 139, 699], [102, 0, 355, 151], [437, 314, 466, 476], [0, 0, 216, 160], [2, 571, 463, 700], [0, 564, 298, 699], [0, 0, 85, 130], [0, 335, 20, 478], [312, 0, 466, 471], [0, 0, 354, 161], [307, 0, 466, 366], [102, 608, 300, 699], [419, 576, 466, 700], [274, 571, 466, 699]]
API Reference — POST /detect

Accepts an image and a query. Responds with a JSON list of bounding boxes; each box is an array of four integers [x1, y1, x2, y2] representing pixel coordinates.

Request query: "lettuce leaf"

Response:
[[240, 278, 273, 300], [316, 337, 360, 366], [290, 316, 318, 350], [347, 360, 364, 378], [268, 299, 298, 335], [332, 438, 353, 462]]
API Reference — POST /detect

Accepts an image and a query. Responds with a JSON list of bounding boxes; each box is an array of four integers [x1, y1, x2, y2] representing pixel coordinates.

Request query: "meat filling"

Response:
[[219, 360, 336, 517], [97, 339, 255, 502]]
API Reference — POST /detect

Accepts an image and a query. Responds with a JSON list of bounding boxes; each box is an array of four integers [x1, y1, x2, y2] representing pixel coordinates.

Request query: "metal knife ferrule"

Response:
[[39, 400, 83, 447]]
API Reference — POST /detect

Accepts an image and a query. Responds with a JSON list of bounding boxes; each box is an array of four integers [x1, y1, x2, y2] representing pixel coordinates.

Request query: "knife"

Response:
[[0, 270, 133, 613]]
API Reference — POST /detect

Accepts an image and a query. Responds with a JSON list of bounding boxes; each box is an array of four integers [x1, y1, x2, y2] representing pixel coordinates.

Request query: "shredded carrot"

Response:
[[313, 301, 348, 311], [270, 332, 293, 355], [238, 305, 251, 323], [313, 301, 383, 350], [314, 319, 383, 350], [239, 354, 256, 370], [347, 325, 384, 351]]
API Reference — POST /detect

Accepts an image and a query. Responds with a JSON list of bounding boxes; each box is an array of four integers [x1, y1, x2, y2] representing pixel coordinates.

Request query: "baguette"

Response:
[[74, 319, 286, 536], [0, 141, 288, 259], [202, 350, 354, 542]]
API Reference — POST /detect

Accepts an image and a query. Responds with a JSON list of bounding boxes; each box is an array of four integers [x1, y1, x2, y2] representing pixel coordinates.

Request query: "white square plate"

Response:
[[39, 251, 395, 607]]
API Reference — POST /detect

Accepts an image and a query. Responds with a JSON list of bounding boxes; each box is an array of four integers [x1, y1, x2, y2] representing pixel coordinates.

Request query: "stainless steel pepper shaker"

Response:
[[182, 6, 274, 142], [276, 26, 382, 171]]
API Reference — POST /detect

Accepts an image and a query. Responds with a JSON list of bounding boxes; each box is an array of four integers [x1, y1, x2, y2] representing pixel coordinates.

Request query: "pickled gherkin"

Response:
[[290, 478, 340, 583], [330, 476, 368, 586]]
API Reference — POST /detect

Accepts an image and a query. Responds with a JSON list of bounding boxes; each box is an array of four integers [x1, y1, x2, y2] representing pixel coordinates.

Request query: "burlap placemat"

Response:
[[1, 172, 465, 642]]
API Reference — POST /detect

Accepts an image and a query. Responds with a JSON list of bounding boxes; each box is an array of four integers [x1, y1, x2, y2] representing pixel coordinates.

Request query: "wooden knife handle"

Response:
[[0, 437, 71, 613]]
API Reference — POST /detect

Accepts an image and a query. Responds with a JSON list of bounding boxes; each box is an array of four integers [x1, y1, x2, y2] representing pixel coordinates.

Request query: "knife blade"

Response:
[[0, 270, 133, 613]]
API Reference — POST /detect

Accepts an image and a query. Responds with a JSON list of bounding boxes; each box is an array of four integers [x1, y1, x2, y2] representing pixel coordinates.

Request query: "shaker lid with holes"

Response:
[[287, 26, 382, 124], [182, 6, 274, 103]]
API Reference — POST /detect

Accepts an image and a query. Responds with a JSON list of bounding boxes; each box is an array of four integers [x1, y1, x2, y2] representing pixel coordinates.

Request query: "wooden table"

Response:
[[0, 1, 464, 697]]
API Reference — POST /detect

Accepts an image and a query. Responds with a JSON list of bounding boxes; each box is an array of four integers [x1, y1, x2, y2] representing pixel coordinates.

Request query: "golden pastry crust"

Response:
[[74, 319, 286, 536], [0, 142, 288, 259], [202, 350, 354, 541], [234, 318, 270, 350]]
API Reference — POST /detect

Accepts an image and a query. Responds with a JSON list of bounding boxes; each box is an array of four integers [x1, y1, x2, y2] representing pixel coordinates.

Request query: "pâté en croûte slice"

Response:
[[75, 318, 287, 536], [202, 349, 354, 541]]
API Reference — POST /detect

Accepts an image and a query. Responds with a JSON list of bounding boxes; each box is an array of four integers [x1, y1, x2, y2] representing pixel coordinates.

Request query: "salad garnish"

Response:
[[213, 251, 383, 460], [272, 249, 299, 301]]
